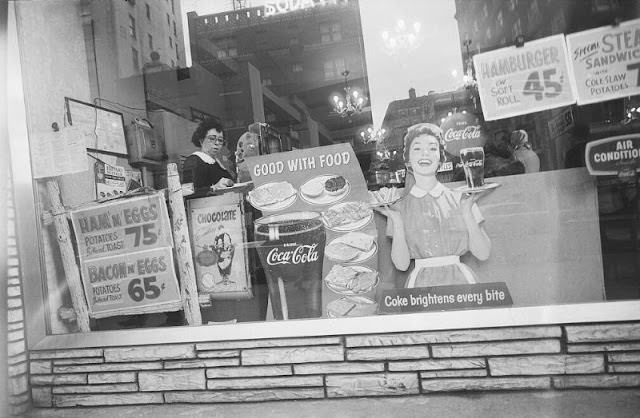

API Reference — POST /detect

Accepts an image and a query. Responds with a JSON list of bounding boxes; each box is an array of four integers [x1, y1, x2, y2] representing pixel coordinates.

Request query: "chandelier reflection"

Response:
[[462, 37, 477, 89], [331, 70, 366, 118], [359, 127, 387, 144], [382, 19, 422, 56]]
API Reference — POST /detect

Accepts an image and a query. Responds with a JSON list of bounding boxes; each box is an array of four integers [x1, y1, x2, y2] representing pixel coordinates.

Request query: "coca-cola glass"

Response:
[[460, 147, 485, 189], [254, 212, 326, 320]]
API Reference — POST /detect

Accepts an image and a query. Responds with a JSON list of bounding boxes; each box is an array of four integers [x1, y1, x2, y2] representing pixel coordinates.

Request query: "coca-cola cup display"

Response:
[[254, 212, 326, 320], [460, 147, 485, 189]]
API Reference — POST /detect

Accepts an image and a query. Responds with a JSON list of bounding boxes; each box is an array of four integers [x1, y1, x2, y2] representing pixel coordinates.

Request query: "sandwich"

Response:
[[327, 296, 378, 317], [322, 201, 372, 228], [324, 265, 378, 294], [325, 232, 375, 262], [248, 182, 296, 207]]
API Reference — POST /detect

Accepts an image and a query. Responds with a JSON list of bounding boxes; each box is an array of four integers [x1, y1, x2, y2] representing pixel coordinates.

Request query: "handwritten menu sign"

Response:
[[585, 134, 640, 176], [245, 144, 379, 319], [30, 128, 89, 179], [70, 193, 181, 318], [474, 34, 576, 121], [188, 193, 252, 299], [566, 18, 640, 105]]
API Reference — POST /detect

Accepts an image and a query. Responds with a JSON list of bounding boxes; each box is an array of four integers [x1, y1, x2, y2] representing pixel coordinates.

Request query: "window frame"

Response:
[[8, 0, 640, 354], [128, 14, 136, 39]]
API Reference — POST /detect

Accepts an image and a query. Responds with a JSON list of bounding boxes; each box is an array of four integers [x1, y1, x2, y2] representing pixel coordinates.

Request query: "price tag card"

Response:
[[473, 34, 576, 121], [566, 18, 640, 105], [80, 248, 181, 317], [70, 193, 181, 318], [71, 193, 172, 259]]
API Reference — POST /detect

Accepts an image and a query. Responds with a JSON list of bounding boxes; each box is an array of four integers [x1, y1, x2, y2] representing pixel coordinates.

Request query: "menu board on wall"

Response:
[[473, 34, 576, 121], [65, 97, 128, 155], [566, 18, 640, 105], [245, 144, 379, 319], [70, 193, 181, 318]]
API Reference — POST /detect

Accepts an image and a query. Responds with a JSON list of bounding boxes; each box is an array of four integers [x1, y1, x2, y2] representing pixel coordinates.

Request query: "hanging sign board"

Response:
[[473, 34, 576, 121], [566, 18, 640, 105], [585, 134, 640, 176], [547, 107, 575, 139], [70, 193, 181, 318], [187, 193, 252, 300]]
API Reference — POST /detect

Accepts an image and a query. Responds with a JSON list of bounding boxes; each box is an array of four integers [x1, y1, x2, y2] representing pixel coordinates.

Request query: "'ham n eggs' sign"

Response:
[[70, 193, 181, 318]]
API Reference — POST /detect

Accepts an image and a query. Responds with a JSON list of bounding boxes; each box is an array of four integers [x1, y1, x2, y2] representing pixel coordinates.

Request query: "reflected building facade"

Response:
[[187, 0, 372, 152]]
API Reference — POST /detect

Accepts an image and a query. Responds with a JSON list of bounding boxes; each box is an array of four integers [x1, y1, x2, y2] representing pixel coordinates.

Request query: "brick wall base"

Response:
[[29, 322, 640, 408]]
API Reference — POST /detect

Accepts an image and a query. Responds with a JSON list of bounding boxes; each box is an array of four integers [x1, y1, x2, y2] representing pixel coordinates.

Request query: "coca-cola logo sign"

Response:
[[266, 244, 320, 266], [440, 113, 488, 157], [465, 159, 484, 167]]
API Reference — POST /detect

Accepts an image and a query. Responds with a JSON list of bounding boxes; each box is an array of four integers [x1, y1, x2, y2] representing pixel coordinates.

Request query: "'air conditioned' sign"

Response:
[[585, 134, 640, 176]]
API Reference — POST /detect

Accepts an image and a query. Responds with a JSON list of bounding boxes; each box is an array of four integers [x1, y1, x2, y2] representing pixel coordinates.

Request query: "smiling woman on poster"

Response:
[[378, 123, 491, 288]]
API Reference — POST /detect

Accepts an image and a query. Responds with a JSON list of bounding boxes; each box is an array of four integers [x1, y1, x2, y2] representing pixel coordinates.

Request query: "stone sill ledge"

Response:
[[32, 300, 640, 350]]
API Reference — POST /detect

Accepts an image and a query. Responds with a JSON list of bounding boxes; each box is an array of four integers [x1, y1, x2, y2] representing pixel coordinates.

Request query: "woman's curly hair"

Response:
[[191, 118, 224, 148]]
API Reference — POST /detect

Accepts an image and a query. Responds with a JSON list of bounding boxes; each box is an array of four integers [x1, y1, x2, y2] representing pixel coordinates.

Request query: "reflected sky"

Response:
[[359, 0, 463, 126]]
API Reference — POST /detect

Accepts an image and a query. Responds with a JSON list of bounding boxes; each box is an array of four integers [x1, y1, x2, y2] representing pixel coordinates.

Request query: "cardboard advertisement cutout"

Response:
[[245, 144, 379, 319]]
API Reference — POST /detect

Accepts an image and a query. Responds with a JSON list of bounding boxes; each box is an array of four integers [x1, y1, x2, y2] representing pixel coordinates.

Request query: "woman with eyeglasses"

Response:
[[183, 118, 235, 197]]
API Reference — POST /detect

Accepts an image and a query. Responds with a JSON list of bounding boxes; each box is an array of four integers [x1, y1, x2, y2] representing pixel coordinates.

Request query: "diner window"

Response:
[[513, 18, 522, 38], [128, 14, 136, 39], [320, 22, 342, 43], [131, 46, 139, 71], [324, 58, 345, 80], [9, 0, 640, 336]]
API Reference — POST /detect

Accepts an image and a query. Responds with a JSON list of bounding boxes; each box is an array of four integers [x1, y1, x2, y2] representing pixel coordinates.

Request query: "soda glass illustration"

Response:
[[255, 212, 326, 319], [460, 147, 485, 189]]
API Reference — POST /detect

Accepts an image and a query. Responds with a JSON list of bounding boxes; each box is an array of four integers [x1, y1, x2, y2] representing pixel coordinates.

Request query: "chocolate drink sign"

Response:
[[440, 112, 488, 157]]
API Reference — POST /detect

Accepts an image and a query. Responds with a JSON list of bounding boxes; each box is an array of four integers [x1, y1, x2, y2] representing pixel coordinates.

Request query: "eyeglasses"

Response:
[[204, 135, 225, 145]]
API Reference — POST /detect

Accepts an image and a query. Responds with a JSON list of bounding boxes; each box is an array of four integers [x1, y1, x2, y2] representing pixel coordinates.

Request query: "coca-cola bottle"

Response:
[[254, 212, 326, 319]]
